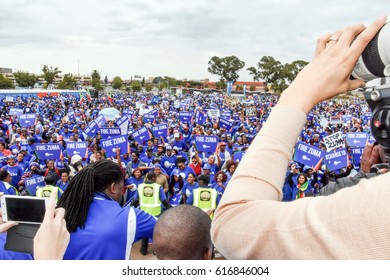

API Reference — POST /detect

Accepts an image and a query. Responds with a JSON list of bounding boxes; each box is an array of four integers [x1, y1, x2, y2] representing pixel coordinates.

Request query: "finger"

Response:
[[371, 144, 381, 163], [349, 15, 387, 62], [347, 79, 367, 91], [54, 207, 66, 221], [43, 191, 57, 222], [337, 24, 366, 47], [327, 30, 343, 46], [314, 32, 333, 58], [362, 143, 374, 156], [0, 221, 18, 233]]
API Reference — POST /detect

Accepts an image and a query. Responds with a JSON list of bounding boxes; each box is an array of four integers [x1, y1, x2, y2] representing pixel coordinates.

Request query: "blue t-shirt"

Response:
[[63, 192, 156, 260], [181, 182, 199, 200]]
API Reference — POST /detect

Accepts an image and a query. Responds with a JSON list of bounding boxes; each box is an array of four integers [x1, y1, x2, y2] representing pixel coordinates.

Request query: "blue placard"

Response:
[[116, 115, 129, 135], [65, 141, 88, 158], [195, 110, 206, 125], [94, 114, 107, 127], [9, 108, 24, 116], [83, 121, 100, 138], [143, 114, 155, 124], [233, 151, 245, 163], [169, 193, 182, 207], [367, 134, 376, 144], [35, 143, 62, 160], [122, 110, 135, 119], [195, 135, 218, 153], [18, 113, 36, 127], [133, 127, 151, 144], [100, 127, 121, 139], [342, 114, 353, 123], [351, 147, 364, 166], [345, 133, 367, 147], [100, 135, 129, 157], [25, 176, 45, 196], [179, 112, 193, 123], [219, 118, 232, 131], [152, 123, 168, 138], [293, 141, 324, 167], [324, 148, 348, 171], [363, 113, 372, 122]]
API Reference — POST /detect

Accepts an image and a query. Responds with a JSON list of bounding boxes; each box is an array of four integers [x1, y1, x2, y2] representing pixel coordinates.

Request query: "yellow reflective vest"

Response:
[[192, 187, 217, 219], [138, 182, 162, 217], [36, 185, 63, 202]]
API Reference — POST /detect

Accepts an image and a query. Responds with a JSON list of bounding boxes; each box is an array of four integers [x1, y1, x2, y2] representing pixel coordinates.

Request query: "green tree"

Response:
[[112, 76, 123, 90], [283, 60, 309, 84], [141, 77, 145, 86], [104, 75, 108, 85], [57, 74, 77, 89], [91, 70, 103, 90], [131, 80, 141, 91], [0, 75, 15, 89], [13, 71, 36, 88], [257, 56, 283, 86], [215, 81, 226, 90], [247, 66, 260, 81], [207, 55, 245, 83], [41, 65, 61, 86], [145, 84, 153, 92], [250, 85, 256, 91]]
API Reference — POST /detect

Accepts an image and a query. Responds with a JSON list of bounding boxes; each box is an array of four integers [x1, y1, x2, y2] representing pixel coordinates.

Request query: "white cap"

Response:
[[174, 133, 180, 138]]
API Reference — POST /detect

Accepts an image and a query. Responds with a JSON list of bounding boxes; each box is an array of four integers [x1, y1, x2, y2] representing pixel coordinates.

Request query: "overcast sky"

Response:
[[0, 0, 388, 82]]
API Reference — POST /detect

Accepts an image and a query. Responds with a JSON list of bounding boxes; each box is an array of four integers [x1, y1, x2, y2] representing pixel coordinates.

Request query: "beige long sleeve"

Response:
[[211, 105, 390, 259]]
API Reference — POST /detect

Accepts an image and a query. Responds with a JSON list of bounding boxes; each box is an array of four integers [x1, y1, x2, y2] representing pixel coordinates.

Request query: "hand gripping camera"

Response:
[[358, 23, 390, 162], [359, 22, 390, 160]]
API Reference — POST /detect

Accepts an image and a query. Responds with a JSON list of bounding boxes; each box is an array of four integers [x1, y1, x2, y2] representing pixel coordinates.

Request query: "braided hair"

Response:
[[57, 159, 123, 232]]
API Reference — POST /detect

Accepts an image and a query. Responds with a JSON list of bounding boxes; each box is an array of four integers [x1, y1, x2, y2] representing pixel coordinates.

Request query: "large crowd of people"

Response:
[[0, 15, 389, 260]]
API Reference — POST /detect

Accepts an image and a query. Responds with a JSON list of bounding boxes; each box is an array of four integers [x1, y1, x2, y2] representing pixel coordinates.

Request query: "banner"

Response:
[[25, 176, 45, 196], [363, 113, 372, 122], [345, 133, 367, 147], [35, 143, 62, 160], [143, 114, 155, 123], [65, 141, 88, 158], [94, 114, 107, 127], [324, 148, 348, 171], [342, 114, 353, 123], [122, 110, 135, 119], [329, 116, 341, 125], [99, 127, 121, 139], [116, 115, 129, 135], [219, 118, 232, 131], [67, 111, 75, 122], [151, 123, 168, 138], [351, 147, 364, 166], [133, 127, 151, 143], [194, 135, 218, 153], [179, 112, 193, 123], [208, 109, 220, 118], [18, 113, 36, 127], [322, 131, 345, 152], [195, 110, 206, 125], [9, 108, 24, 116], [5, 96, 14, 102], [100, 135, 129, 157], [293, 141, 324, 167], [367, 134, 376, 144], [227, 81, 233, 95], [83, 121, 100, 138]]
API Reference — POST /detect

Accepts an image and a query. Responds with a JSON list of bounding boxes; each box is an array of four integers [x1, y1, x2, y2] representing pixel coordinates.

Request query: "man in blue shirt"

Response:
[[171, 157, 196, 180]]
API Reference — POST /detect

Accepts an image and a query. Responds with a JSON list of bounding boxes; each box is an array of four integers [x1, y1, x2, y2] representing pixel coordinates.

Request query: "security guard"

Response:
[[186, 174, 220, 219], [132, 171, 170, 255], [36, 174, 63, 202]]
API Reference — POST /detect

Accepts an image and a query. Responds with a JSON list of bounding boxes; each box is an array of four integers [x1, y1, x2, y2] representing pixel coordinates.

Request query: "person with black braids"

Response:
[[57, 159, 157, 260]]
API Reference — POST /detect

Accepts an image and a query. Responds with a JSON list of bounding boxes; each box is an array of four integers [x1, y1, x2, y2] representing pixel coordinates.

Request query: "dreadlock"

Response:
[[57, 159, 123, 232]]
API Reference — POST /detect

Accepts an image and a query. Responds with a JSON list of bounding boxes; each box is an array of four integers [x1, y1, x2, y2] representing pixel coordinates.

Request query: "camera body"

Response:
[[363, 84, 390, 160]]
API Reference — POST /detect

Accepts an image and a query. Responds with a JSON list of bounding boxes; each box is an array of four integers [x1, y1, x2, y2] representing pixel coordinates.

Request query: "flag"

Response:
[[79, 91, 85, 104], [86, 89, 92, 102], [108, 91, 113, 103]]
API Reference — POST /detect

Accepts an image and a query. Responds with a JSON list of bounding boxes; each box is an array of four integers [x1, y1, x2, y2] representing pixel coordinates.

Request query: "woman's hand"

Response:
[[279, 16, 387, 113]]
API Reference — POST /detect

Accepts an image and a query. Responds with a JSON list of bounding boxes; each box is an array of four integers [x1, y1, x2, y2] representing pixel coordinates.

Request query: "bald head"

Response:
[[153, 205, 212, 260]]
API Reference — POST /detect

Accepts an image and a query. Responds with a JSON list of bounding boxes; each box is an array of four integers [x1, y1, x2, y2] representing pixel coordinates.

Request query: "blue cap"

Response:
[[203, 164, 211, 170], [172, 169, 180, 176]]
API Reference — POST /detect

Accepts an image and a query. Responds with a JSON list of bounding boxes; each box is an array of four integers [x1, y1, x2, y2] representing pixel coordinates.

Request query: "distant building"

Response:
[[0, 68, 12, 74]]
